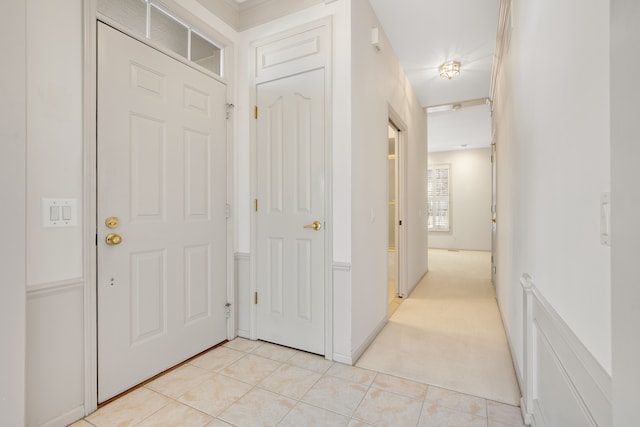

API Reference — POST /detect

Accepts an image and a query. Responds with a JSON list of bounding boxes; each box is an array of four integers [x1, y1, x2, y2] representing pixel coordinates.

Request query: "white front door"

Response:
[[256, 69, 326, 355], [97, 22, 227, 402]]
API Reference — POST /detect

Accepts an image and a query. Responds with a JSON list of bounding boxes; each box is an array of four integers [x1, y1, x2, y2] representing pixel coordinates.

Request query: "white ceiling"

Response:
[[369, 0, 500, 152], [368, 0, 500, 108], [427, 104, 492, 152]]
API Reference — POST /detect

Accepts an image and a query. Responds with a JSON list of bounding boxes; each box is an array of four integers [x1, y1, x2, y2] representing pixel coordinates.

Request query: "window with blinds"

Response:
[[427, 164, 450, 231]]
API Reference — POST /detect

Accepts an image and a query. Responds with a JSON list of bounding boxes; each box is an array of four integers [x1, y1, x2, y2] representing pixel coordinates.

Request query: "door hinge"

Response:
[[225, 204, 231, 219], [254, 105, 259, 119], [254, 292, 258, 304], [254, 199, 259, 212], [399, 220, 403, 226], [95, 233, 98, 246], [226, 103, 234, 120]]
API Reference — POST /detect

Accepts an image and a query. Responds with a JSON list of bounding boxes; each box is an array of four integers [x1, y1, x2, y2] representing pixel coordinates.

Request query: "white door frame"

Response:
[[388, 107, 408, 299], [81, 6, 235, 414], [249, 17, 333, 359], [491, 139, 497, 285]]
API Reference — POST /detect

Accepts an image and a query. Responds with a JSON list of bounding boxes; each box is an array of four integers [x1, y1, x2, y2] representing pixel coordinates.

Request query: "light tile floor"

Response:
[[72, 338, 526, 427]]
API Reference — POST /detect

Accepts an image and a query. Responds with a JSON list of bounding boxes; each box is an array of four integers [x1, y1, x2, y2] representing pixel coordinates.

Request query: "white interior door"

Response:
[[256, 69, 325, 355], [97, 22, 227, 402]]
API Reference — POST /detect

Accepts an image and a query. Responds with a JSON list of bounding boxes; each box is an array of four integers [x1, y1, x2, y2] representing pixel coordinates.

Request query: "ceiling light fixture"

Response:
[[439, 61, 461, 80]]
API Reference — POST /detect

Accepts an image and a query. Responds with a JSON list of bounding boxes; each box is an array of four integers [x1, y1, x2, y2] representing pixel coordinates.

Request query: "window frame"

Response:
[[97, 0, 225, 77], [427, 164, 451, 232]]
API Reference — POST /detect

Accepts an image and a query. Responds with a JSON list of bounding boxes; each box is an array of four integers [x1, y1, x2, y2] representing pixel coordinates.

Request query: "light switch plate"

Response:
[[42, 198, 78, 227]]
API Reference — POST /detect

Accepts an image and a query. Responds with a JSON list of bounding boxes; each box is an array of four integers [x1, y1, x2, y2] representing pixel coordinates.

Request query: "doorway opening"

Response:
[[388, 121, 404, 316]]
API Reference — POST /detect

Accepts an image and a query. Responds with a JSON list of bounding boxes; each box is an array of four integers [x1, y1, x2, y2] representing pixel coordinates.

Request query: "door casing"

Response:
[[388, 108, 408, 300]]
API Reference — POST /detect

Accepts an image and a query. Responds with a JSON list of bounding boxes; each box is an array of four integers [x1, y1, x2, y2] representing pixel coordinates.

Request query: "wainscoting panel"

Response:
[[520, 275, 611, 427], [331, 262, 352, 364], [26, 279, 85, 427]]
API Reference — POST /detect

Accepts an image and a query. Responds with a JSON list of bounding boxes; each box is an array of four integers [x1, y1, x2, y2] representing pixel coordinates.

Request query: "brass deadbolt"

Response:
[[105, 216, 120, 229]]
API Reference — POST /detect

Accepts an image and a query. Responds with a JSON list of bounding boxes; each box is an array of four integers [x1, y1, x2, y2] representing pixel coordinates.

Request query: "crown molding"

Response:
[[196, 0, 242, 29], [425, 97, 490, 114], [489, 0, 512, 108], [198, 0, 329, 31]]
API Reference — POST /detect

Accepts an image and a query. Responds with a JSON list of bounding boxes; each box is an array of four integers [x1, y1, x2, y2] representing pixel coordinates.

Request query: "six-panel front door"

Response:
[[256, 69, 326, 355], [97, 22, 227, 402]]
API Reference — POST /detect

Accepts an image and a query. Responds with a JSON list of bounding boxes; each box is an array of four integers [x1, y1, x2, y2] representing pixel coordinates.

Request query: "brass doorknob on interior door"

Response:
[[106, 233, 123, 245], [304, 221, 322, 231]]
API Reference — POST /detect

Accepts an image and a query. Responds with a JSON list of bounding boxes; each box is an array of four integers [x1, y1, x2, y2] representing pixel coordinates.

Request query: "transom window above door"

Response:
[[98, 0, 224, 76]]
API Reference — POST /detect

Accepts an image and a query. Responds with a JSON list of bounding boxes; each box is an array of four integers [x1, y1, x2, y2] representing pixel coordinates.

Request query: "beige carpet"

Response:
[[356, 249, 521, 405]]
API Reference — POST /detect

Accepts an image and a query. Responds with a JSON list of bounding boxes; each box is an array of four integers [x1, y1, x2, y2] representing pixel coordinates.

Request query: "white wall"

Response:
[[27, 0, 84, 285], [350, 0, 428, 357], [428, 148, 492, 251], [0, 1, 26, 424], [24, 0, 87, 425], [611, 0, 640, 425], [492, 0, 611, 388]]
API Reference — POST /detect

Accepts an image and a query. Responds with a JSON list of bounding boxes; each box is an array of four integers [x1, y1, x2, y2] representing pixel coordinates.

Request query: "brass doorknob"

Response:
[[304, 221, 322, 231], [106, 233, 123, 245]]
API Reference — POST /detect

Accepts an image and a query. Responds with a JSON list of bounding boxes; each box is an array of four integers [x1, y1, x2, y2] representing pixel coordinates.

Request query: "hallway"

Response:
[[357, 250, 520, 406], [71, 250, 525, 427]]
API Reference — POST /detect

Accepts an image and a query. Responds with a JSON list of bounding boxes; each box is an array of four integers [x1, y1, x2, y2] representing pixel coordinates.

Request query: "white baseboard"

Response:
[[520, 275, 611, 427], [332, 352, 353, 365], [40, 405, 85, 427], [350, 316, 388, 365], [331, 315, 387, 366]]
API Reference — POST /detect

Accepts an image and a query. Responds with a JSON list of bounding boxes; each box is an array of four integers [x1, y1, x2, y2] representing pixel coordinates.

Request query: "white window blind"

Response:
[[427, 164, 450, 231]]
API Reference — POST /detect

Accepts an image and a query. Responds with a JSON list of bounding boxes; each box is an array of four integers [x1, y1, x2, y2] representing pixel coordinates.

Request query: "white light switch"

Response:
[[62, 205, 72, 221], [42, 198, 78, 227], [50, 206, 60, 221]]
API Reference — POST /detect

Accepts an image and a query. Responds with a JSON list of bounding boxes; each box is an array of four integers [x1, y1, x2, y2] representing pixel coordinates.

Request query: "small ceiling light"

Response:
[[439, 61, 461, 80]]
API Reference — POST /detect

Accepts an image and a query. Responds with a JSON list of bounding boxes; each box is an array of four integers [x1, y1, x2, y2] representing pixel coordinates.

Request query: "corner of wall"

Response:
[[0, 1, 27, 425]]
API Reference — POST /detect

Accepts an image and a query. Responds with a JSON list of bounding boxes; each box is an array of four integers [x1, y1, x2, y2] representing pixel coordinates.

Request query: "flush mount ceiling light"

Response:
[[439, 61, 461, 80]]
